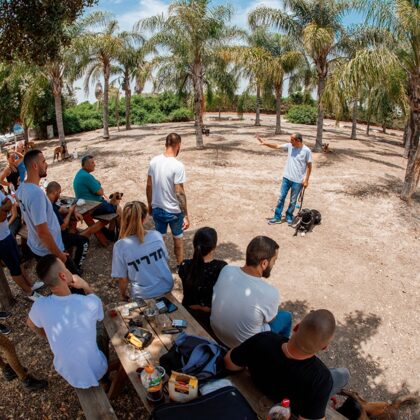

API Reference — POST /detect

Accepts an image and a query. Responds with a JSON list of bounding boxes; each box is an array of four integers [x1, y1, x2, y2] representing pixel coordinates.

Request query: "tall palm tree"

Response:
[[73, 12, 123, 139], [140, 0, 236, 148], [356, 0, 420, 201], [249, 0, 352, 151]]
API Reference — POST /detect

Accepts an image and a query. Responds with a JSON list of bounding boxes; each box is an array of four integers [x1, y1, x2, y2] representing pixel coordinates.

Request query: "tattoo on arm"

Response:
[[176, 190, 188, 215]]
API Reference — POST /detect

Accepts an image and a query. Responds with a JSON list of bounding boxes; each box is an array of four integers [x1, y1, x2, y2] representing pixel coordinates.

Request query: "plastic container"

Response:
[[140, 365, 163, 404], [267, 398, 291, 420]]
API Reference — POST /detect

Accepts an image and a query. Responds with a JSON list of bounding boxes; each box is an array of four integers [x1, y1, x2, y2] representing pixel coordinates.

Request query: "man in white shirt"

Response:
[[16, 149, 79, 274], [27, 254, 108, 389], [258, 133, 312, 225], [146, 133, 189, 265], [210, 236, 292, 348]]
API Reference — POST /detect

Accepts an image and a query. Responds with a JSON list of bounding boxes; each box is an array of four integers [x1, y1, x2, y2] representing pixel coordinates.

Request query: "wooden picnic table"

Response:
[[60, 196, 110, 246], [103, 293, 346, 419]]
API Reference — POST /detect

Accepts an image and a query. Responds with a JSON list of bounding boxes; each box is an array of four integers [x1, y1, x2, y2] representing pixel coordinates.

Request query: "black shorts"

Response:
[[0, 234, 21, 276]]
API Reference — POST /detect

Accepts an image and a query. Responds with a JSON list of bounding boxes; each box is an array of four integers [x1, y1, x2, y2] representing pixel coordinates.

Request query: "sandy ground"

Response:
[[0, 113, 419, 419]]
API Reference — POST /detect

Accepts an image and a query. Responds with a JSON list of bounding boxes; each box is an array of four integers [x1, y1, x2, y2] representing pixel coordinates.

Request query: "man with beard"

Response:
[[16, 150, 79, 274], [210, 236, 292, 348], [146, 132, 189, 267]]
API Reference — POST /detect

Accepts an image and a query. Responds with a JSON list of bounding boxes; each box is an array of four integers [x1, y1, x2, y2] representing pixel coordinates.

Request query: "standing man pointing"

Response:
[[258, 133, 312, 225]]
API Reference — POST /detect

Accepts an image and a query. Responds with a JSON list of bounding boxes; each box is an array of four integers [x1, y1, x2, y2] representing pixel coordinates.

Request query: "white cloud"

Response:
[[117, 0, 169, 31], [230, 0, 282, 29]]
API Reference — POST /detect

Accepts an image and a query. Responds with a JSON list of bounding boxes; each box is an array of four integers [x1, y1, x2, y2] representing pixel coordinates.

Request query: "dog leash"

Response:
[[296, 186, 306, 214]]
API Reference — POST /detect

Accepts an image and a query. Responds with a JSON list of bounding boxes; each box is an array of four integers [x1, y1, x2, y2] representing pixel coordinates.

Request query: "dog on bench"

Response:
[[109, 192, 123, 206]]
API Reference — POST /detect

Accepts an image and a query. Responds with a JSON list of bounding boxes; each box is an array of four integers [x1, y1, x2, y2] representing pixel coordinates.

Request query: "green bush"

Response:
[[144, 111, 168, 124], [169, 107, 193, 122], [286, 105, 317, 125]]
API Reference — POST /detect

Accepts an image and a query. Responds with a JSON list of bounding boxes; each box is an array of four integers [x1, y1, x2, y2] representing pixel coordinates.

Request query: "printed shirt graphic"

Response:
[[111, 230, 173, 299]]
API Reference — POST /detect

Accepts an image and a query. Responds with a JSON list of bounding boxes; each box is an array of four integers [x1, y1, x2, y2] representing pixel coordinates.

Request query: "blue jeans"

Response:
[[269, 310, 292, 338], [152, 207, 184, 238], [274, 177, 303, 222]]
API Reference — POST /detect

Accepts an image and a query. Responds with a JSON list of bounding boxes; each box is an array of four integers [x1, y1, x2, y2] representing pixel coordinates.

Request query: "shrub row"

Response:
[[286, 105, 318, 125]]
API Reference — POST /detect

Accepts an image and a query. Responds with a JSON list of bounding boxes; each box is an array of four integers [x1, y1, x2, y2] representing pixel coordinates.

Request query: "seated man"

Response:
[[46, 181, 90, 273], [210, 236, 292, 348], [27, 255, 108, 389], [225, 309, 350, 420]]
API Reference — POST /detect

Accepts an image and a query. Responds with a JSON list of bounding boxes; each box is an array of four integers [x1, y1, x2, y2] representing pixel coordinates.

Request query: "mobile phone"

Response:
[[155, 300, 167, 313], [156, 297, 178, 314], [162, 328, 181, 335], [172, 319, 187, 329]]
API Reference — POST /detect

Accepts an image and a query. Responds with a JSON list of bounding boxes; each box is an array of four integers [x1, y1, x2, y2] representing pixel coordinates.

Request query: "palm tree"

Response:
[[140, 0, 236, 148], [356, 0, 420, 202], [73, 12, 123, 139], [249, 0, 352, 151]]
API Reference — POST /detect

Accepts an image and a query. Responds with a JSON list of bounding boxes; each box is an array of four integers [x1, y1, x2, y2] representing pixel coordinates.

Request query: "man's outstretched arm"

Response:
[[257, 135, 282, 149]]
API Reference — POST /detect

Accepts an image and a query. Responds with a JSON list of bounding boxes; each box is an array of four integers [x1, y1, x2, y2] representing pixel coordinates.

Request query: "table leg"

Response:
[[83, 213, 109, 247], [108, 364, 128, 399]]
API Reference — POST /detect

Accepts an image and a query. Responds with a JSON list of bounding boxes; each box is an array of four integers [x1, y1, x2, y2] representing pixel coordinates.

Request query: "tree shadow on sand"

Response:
[[278, 300, 419, 413]]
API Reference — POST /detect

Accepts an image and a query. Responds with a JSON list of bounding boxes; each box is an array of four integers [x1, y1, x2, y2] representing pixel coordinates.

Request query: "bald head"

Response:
[[293, 309, 336, 354]]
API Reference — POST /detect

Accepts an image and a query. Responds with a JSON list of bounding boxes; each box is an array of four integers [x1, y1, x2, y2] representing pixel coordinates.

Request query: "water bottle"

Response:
[[140, 365, 163, 404], [267, 398, 291, 420]]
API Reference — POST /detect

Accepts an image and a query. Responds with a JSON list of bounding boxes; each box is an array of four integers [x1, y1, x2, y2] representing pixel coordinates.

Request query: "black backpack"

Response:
[[150, 386, 258, 420]]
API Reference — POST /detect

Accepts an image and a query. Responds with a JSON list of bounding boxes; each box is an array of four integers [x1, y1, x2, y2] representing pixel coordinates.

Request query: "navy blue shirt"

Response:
[[52, 203, 64, 226]]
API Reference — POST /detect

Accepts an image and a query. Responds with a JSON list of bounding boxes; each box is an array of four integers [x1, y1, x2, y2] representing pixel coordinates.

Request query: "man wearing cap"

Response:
[[225, 309, 350, 419], [258, 133, 312, 225]]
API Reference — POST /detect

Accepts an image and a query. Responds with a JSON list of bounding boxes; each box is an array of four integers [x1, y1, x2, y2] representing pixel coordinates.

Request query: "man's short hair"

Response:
[[293, 133, 303, 142], [294, 309, 336, 354], [246, 236, 279, 266], [165, 133, 181, 148], [23, 149, 42, 168], [46, 181, 61, 194], [36, 254, 61, 287], [81, 154, 94, 167]]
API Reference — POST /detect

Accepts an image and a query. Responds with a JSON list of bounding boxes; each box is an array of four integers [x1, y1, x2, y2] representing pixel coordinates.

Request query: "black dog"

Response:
[[293, 209, 321, 236]]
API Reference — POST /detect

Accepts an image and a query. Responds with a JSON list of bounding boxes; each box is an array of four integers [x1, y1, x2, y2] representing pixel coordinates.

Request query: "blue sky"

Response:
[[75, 0, 364, 102]]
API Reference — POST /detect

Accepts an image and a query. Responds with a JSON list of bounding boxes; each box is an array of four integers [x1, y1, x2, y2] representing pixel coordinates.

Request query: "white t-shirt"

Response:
[[0, 191, 11, 241], [111, 230, 174, 299], [282, 143, 312, 183], [148, 154, 186, 213], [210, 265, 280, 348], [16, 182, 64, 256], [29, 293, 108, 388]]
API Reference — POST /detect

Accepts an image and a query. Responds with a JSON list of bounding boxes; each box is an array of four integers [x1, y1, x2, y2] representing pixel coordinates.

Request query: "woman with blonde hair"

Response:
[[111, 201, 173, 300]]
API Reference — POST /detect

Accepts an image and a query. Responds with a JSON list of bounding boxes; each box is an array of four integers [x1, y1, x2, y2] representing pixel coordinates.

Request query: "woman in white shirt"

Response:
[[111, 201, 173, 300]]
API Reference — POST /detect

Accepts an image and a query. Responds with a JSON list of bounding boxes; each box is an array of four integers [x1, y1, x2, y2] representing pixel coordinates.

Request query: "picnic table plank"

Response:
[[75, 386, 117, 420]]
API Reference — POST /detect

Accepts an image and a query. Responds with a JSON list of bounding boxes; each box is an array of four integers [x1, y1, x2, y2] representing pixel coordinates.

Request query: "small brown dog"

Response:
[[53, 145, 65, 162], [322, 143, 330, 153], [338, 389, 418, 420], [109, 192, 123, 206]]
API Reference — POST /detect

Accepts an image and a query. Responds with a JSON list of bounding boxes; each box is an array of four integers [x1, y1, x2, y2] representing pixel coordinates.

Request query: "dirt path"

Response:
[[1, 114, 418, 418]]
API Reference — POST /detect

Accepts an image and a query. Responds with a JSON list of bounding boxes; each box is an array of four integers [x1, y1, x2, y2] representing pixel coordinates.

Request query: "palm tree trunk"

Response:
[[102, 62, 110, 139], [192, 60, 204, 149], [401, 72, 420, 202], [275, 84, 282, 135], [53, 92, 66, 147], [124, 71, 131, 130], [315, 74, 326, 151], [351, 100, 357, 140], [382, 122, 387, 134], [403, 116, 412, 159], [255, 84, 261, 126]]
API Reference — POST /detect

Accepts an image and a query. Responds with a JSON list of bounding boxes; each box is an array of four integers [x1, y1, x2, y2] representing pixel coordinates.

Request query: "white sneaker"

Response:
[[31, 281, 44, 291], [27, 291, 42, 302]]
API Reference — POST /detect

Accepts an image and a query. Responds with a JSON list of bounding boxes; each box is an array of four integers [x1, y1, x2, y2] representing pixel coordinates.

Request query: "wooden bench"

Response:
[[104, 293, 346, 419], [75, 386, 117, 420], [93, 213, 118, 223]]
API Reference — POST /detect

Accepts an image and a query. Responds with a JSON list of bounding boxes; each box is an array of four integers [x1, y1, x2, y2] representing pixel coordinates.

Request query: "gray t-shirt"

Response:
[[210, 265, 280, 348], [16, 182, 64, 256], [282, 144, 312, 183], [111, 230, 174, 299]]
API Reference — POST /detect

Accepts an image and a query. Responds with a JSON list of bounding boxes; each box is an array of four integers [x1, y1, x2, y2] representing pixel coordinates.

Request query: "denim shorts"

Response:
[[92, 200, 117, 216], [152, 207, 184, 238], [0, 234, 21, 276]]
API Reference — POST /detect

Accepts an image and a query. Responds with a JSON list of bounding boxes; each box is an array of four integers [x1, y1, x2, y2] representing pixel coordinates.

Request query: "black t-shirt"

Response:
[[178, 259, 227, 308], [52, 203, 64, 226], [230, 332, 333, 419]]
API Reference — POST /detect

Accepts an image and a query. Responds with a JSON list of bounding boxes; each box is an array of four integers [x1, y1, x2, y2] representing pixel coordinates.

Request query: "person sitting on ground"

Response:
[[178, 227, 227, 330], [73, 155, 122, 229], [27, 255, 108, 389], [210, 236, 292, 348], [111, 201, 173, 301], [224, 309, 350, 420], [0, 331, 47, 391], [0, 150, 24, 193], [16, 149, 80, 275], [46, 181, 90, 274], [0, 188, 42, 300]]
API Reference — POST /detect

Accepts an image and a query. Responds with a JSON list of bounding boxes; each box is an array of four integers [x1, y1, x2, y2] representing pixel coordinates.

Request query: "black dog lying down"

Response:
[[293, 209, 321, 236]]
